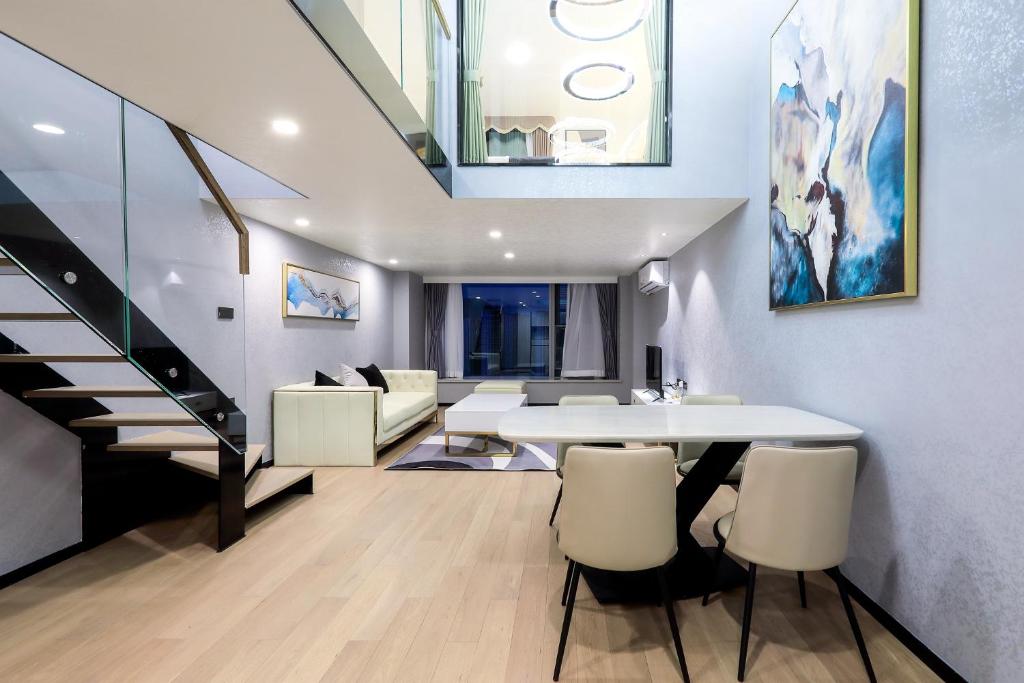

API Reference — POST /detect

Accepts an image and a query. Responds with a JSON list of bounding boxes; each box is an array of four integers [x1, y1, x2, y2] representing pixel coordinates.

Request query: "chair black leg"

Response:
[[657, 566, 691, 683], [738, 563, 757, 682], [549, 484, 562, 527], [553, 561, 581, 681], [702, 538, 726, 607], [827, 568, 878, 683], [561, 559, 576, 607], [798, 570, 808, 608]]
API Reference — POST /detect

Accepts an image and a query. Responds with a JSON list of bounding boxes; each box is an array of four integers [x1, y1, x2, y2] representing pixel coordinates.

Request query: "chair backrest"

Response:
[[726, 445, 858, 572], [556, 394, 620, 471], [678, 394, 743, 464], [558, 446, 678, 571]]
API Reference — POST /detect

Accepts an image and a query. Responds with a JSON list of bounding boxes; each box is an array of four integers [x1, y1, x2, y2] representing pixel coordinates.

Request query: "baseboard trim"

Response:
[[845, 578, 966, 683], [0, 542, 84, 590]]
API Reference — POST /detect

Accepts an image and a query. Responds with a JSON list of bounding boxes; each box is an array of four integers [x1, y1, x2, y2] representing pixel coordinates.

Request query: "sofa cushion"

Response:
[[340, 363, 368, 386], [357, 363, 390, 393], [314, 370, 342, 386], [381, 391, 435, 432]]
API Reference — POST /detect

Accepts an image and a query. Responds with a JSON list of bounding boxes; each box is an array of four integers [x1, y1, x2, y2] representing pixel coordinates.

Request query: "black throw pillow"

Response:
[[314, 370, 342, 387], [356, 363, 389, 393]]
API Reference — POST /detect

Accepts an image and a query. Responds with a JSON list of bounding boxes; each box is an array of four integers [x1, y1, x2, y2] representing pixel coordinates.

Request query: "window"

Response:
[[462, 284, 562, 378], [459, 0, 671, 166]]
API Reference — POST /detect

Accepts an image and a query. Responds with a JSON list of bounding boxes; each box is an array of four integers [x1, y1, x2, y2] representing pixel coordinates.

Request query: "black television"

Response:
[[645, 345, 663, 398]]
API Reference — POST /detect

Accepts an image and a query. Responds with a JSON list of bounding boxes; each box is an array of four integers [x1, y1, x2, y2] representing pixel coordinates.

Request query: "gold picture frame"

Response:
[[282, 262, 360, 321], [769, 0, 919, 310]]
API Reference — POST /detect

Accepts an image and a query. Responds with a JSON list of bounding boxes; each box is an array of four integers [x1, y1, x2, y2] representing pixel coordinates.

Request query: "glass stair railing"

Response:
[[0, 33, 311, 551], [290, 0, 453, 193]]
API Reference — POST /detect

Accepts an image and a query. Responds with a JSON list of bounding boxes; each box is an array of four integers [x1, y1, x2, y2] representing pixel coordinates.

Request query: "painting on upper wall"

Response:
[[282, 263, 360, 321], [769, 0, 919, 310]]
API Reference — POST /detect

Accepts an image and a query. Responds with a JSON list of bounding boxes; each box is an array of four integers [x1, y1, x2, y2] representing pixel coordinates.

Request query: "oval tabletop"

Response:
[[498, 405, 863, 443]]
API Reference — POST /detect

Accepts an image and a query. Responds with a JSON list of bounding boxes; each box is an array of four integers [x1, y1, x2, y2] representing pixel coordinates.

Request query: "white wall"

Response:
[[636, 1, 1024, 680], [243, 219, 396, 460]]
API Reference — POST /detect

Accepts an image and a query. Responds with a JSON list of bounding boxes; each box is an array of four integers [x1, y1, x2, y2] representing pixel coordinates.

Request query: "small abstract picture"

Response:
[[283, 263, 360, 321], [770, 0, 919, 309]]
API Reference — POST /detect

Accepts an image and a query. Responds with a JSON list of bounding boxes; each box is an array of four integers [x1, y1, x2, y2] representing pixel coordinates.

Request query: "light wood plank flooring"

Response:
[[0, 410, 938, 682]]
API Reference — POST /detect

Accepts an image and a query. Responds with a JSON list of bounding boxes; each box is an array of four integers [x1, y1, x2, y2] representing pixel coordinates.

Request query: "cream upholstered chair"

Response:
[[555, 446, 690, 682], [678, 394, 745, 483], [548, 394, 620, 527], [704, 446, 876, 682]]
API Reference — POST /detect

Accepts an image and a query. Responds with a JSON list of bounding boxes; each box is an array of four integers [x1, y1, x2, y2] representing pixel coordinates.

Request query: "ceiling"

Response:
[[0, 0, 745, 277]]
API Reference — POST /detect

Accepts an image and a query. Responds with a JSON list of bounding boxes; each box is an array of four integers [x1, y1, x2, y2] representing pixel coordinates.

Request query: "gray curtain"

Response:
[[596, 283, 619, 380], [644, 0, 668, 163], [424, 283, 447, 376], [424, 0, 443, 165], [461, 0, 488, 162]]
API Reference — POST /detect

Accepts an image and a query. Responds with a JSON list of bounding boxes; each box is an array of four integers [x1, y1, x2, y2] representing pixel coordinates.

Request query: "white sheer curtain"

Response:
[[443, 283, 464, 378], [561, 284, 606, 378]]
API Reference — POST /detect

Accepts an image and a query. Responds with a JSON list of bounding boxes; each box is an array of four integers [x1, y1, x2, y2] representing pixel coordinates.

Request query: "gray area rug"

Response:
[[386, 427, 556, 471]]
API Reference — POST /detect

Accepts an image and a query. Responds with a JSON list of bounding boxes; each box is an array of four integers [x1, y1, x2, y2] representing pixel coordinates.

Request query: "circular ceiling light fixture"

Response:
[[549, 0, 651, 42], [563, 62, 635, 101]]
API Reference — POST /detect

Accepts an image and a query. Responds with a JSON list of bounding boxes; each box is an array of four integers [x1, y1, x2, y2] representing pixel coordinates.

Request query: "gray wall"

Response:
[[392, 271, 425, 370], [243, 219, 396, 460], [636, 2, 1024, 680], [437, 276, 635, 404], [0, 393, 82, 576]]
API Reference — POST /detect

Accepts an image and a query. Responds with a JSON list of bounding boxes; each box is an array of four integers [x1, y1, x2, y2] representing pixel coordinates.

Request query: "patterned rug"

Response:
[[386, 427, 557, 471]]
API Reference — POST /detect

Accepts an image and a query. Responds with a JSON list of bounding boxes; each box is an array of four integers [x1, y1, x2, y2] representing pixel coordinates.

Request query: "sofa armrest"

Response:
[[273, 384, 383, 466], [381, 370, 438, 395]]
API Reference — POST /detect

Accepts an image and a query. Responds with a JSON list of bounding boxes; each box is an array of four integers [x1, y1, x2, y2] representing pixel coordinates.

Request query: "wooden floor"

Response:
[[0, 411, 938, 682]]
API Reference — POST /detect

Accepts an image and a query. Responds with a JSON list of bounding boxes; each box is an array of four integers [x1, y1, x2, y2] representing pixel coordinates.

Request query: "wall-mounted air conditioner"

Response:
[[639, 260, 670, 295]]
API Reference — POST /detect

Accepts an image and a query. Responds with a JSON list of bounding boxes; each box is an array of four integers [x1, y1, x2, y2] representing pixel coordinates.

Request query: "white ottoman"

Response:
[[474, 380, 527, 396]]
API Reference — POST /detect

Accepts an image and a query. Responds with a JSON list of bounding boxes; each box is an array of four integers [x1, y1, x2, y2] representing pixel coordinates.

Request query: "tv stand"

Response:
[[630, 388, 681, 405]]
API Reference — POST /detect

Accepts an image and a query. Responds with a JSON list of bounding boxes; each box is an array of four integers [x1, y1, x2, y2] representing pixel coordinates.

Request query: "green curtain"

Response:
[[486, 129, 528, 157], [424, 0, 443, 165], [461, 0, 488, 163], [644, 0, 668, 163]]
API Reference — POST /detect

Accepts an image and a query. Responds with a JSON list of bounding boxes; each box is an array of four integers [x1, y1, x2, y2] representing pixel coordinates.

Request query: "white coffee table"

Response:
[[445, 393, 528, 456]]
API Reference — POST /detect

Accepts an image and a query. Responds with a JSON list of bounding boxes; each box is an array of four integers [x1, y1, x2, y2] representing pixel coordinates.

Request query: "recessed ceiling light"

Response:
[[489, 230, 503, 239], [388, 258, 399, 265], [504, 252, 515, 259], [272, 118, 300, 136], [505, 41, 532, 66], [294, 217, 310, 227], [475, 296, 481, 300], [661, 232, 668, 237], [33, 123, 65, 135]]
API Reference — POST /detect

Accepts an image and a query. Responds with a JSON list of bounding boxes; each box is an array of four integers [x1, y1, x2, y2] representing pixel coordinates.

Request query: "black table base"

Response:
[[580, 441, 752, 604]]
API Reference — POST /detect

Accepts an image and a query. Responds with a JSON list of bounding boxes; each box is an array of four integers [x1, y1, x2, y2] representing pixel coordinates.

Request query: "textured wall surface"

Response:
[[637, 1, 1024, 680], [0, 393, 82, 576], [243, 219, 396, 460]]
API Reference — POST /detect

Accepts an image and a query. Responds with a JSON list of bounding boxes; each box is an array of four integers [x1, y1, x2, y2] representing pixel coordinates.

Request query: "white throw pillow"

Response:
[[339, 363, 368, 386]]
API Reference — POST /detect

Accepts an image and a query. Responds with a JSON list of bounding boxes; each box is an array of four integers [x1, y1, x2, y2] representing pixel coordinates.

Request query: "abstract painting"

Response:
[[770, 0, 919, 309], [282, 263, 360, 320]]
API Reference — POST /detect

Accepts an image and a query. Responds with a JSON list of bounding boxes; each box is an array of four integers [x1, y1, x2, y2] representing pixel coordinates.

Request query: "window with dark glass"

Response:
[[459, 0, 670, 166]]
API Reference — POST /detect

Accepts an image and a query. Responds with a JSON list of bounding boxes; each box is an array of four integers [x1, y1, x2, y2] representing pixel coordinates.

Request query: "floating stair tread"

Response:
[[25, 385, 166, 398], [168, 443, 264, 478], [0, 354, 125, 363], [69, 412, 200, 428], [0, 312, 78, 321], [245, 467, 312, 509], [108, 430, 216, 452]]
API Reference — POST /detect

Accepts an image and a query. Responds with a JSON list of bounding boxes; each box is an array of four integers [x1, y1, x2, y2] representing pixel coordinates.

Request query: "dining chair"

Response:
[[548, 394, 620, 527], [555, 446, 690, 682], [677, 394, 745, 484], [703, 445, 876, 682]]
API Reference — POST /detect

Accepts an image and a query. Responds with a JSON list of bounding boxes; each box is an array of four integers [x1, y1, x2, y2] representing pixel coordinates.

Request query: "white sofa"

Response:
[[273, 370, 438, 466]]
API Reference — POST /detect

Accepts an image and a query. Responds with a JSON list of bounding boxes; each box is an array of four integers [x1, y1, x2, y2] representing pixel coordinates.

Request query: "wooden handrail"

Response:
[[431, 0, 451, 40], [166, 123, 251, 275]]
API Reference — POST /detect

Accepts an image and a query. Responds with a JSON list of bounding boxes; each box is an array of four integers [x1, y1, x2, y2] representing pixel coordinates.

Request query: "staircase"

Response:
[[0, 39, 312, 553]]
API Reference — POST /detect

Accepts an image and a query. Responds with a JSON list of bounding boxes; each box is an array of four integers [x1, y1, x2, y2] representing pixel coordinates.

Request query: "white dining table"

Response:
[[499, 404, 864, 604]]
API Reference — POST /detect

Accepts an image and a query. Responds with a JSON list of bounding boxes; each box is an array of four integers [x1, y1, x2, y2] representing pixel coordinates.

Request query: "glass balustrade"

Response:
[[290, 0, 453, 192]]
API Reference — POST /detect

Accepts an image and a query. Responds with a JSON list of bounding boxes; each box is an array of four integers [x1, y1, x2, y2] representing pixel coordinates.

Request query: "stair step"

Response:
[[245, 467, 313, 509], [0, 354, 125, 363], [169, 444, 265, 479], [0, 312, 78, 321], [25, 385, 166, 399], [69, 412, 200, 428]]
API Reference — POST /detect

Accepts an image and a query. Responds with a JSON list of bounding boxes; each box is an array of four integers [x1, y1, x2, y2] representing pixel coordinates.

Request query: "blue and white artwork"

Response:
[[283, 263, 360, 320], [770, 0, 918, 309]]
